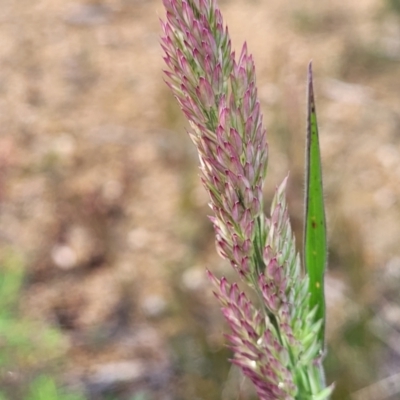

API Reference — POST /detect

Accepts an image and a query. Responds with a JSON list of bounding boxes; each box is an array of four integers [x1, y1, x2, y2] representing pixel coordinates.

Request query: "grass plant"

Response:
[[0, 249, 84, 400], [160, 0, 332, 398]]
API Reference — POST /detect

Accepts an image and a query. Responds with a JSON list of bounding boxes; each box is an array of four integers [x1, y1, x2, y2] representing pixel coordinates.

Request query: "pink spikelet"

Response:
[[162, 0, 267, 278]]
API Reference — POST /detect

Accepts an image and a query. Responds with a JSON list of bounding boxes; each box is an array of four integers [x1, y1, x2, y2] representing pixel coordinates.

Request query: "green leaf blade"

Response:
[[304, 62, 327, 345]]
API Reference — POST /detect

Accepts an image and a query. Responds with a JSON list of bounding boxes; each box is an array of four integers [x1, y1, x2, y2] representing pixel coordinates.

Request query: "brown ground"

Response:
[[1, 0, 400, 399]]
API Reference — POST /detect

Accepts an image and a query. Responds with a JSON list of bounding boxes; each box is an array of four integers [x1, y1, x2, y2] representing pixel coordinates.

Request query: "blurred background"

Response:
[[1, 0, 400, 399]]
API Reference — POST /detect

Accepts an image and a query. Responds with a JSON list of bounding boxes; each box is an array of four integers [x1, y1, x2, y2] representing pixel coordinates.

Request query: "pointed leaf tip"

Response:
[[307, 62, 316, 115], [304, 63, 327, 346]]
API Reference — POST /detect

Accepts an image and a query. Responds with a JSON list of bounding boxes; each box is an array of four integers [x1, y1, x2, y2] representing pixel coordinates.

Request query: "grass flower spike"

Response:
[[161, 1, 333, 398]]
